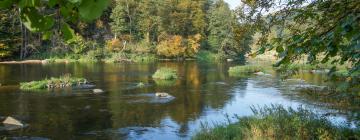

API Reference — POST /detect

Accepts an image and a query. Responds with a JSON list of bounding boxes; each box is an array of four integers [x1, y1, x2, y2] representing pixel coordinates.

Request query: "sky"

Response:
[[224, 0, 241, 10]]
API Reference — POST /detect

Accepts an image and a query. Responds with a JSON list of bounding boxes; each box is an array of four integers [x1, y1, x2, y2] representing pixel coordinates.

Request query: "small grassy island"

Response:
[[228, 65, 264, 77], [20, 75, 90, 90], [152, 67, 178, 80]]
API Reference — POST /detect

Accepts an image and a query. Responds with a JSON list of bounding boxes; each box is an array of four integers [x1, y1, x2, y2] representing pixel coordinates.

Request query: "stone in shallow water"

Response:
[[3, 116, 24, 126], [254, 72, 265, 75], [155, 92, 171, 98], [1, 116, 28, 131], [93, 89, 105, 94]]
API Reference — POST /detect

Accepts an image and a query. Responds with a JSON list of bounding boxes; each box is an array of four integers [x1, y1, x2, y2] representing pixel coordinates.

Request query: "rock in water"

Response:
[[226, 59, 233, 62], [254, 72, 265, 75], [155, 92, 171, 98], [93, 89, 104, 94], [3, 116, 24, 126]]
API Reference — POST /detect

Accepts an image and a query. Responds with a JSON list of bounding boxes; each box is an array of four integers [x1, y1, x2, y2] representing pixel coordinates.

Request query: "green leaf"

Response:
[[21, 7, 54, 32], [48, 0, 57, 7], [61, 22, 75, 41], [42, 31, 52, 40], [78, 0, 110, 21], [0, 0, 14, 9], [19, 0, 40, 8], [68, 0, 82, 4]]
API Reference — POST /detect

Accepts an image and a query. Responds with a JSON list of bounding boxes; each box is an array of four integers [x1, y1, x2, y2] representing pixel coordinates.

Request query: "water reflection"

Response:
[[0, 62, 357, 139]]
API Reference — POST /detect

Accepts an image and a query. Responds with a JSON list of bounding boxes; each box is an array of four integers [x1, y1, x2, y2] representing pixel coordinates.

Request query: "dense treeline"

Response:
[[0, 0, 253, 61]]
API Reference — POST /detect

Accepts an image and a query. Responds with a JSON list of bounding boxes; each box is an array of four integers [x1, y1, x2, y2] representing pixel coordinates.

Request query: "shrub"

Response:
[[196, 51, 220, 62], [228, 65, 263, 77], [0, 43, 13, 59], [156, 35, 186, 58], [106, 38, 123, 51], [65, 34, 88, 54], [193, 105, 360, 140], [152, 67, 178, 80]]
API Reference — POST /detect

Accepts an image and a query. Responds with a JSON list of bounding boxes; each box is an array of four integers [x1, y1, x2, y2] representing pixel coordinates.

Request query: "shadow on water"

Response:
[[0, 61, 358, 139]]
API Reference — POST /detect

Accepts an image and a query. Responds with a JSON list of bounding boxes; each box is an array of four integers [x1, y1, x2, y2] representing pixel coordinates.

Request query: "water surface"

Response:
[[0, 62, 356, 139]]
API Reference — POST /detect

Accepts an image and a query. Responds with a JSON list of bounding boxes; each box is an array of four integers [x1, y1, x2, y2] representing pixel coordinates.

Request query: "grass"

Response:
[[192, 105, 360, 140], [20, 74, 88, 90], [152, 67, 178, 80], [228, 65, 264, 77]]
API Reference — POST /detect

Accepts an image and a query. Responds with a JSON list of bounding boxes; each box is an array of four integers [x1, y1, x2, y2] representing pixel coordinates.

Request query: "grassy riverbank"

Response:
[[193, 105, 360, 140]]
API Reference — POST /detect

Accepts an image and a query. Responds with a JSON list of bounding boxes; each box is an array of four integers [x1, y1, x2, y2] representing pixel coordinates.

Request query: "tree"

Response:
[[238, 0, 360, 74], [110, 0, 140, 42], [207, 0, 251, 60]]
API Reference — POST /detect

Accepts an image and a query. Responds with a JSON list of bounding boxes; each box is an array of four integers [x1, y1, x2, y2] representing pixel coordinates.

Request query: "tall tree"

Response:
[[208, 0, 251, 59], [238, 0, 360, 74]]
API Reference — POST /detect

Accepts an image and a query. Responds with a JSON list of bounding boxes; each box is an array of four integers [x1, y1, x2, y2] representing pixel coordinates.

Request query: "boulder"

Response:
[[155, 92, 171, 98], [226, 59, 233, 62], [254, 72, 265, 75], [2, 116, 24, 127], [41, 60, 49, 64], [93, 89, 104, 94]]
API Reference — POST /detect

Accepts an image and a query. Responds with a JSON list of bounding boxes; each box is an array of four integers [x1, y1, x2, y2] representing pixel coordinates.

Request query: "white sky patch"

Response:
[[224, 0, 241, 10]]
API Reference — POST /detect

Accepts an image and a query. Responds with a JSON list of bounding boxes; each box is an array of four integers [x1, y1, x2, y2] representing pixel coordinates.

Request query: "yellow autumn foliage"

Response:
[[156, 34, 202, 58], [106, 38, 123, 51]]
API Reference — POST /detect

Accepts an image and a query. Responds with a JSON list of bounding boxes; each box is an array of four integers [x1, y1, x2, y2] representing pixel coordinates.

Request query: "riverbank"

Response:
[[192, 105, 360, 140]]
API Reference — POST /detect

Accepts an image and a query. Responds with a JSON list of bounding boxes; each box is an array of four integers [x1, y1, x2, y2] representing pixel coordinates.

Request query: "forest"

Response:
[[0, 0, 359, 139], [0, 0, 252, 62]]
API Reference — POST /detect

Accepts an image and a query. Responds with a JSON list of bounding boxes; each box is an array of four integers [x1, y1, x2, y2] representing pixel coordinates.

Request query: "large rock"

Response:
[[93, 89, 105, 94], [226, 59, 234, 62], [3, 116, 24, 126], [254, 72, 265, 75], [155, 92, 171, 98]]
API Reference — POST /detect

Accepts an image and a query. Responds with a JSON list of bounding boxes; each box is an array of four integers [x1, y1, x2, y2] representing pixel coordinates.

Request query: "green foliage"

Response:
[[152, 67, 178, 80], [65, 34, 88, 54], [20, 74, 87, 90], [196, 51, 220, 62], [239, 0, 360, 75], [207, 0, 253, 60], [0, 43, 13, 59], [193, 105, 360, 140], [228, 65, 263, 77], [1, 0, 110, 40]]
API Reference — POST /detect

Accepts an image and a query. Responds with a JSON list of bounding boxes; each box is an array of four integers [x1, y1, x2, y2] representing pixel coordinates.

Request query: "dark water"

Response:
[[0, 62, 355, 139]]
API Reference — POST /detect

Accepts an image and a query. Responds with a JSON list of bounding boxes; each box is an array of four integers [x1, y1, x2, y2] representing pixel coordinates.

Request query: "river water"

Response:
[[0, 61, 357, 139]]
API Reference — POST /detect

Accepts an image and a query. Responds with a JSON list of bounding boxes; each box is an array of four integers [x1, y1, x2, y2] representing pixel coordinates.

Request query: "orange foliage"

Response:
[[156, 35, 186, 58], [156, 34, 202, 58], [106, 38, 122, 51]]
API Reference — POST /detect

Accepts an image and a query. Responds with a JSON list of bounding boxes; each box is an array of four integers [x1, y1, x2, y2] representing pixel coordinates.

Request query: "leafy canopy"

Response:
[[238, 0, 360, 74], [0, 0, 110, 41]]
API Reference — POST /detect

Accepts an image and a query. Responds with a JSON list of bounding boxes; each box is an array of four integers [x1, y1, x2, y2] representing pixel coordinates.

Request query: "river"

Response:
[[0, 61, 357, 139]]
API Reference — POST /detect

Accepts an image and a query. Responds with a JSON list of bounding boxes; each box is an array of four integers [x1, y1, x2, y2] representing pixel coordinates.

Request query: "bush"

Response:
[[193, 105, 360, 140], [196, 51, 220, 62], [228, 65, 263, 77], [20, 74, 88, 90], [66, 34, 88, 54], [152, 67, 178, 80], [106, 38, 123, 51]]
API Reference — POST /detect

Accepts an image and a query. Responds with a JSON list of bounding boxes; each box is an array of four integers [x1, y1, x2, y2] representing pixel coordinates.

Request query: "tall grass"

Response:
[[152, 67, 178, 80], [228, 65, 264, 77], [193, 105, 359, 140]]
